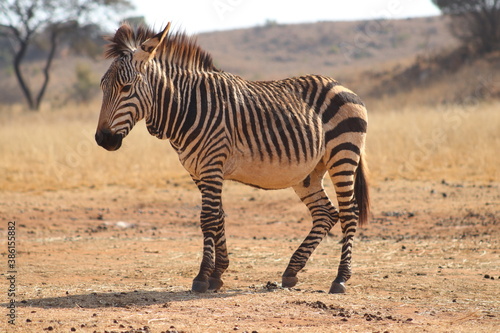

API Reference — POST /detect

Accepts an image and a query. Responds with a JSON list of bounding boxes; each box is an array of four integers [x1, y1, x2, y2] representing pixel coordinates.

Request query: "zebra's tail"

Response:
[[355, 153, 370, 227]]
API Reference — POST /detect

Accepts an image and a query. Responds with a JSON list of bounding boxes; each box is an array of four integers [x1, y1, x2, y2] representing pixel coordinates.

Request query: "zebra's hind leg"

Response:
[[328, 195, 358, 294], [191, 176, 229, 293], [282, 165, 339, 289], [328, 163, 362, 294]]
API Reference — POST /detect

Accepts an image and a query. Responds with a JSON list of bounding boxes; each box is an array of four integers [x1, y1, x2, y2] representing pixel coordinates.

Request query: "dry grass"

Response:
[[0, 99, 499, 192], [368, 101, 500, 182]]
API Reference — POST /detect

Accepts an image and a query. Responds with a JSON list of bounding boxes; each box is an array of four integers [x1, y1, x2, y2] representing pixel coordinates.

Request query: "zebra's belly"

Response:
[[224, 158, 321, 190]]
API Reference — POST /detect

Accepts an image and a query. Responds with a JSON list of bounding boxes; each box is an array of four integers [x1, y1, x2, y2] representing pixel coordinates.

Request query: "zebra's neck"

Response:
[[145, 66, 211, 148]]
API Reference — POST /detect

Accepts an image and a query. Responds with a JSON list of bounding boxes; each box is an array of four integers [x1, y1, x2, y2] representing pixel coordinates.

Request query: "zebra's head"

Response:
[[95, 23, 171, 151]]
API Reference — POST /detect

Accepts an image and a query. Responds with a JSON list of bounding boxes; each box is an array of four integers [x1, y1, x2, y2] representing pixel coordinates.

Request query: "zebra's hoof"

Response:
[[208, 277, 224, 291], [329, 281, 346, 294], [282, 276, 298, 288], [192, 279, 210, 293]]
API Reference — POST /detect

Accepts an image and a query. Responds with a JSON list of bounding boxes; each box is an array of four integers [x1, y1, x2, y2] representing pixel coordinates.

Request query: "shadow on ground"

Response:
[[5, 289, 243, 309]]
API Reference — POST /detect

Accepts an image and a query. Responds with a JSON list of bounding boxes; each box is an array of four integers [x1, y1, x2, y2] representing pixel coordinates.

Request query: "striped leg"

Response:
[[208, 206, 229, 291], [282, 165, 339, 289], [191, 176, 229, 292], [328, 163, 360, 293]]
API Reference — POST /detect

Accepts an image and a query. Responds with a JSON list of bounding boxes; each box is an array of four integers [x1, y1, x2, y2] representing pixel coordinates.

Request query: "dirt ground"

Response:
[[1, 179, 499, 333]]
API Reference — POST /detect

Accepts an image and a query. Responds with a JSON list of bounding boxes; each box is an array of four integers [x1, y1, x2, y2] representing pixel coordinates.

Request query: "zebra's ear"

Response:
[[133, 22, 171, 65]]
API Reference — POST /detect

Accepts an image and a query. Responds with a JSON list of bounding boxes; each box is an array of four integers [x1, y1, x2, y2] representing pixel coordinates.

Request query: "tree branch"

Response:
[[13, 37, 35, 109], [35, 26, 60, 110]]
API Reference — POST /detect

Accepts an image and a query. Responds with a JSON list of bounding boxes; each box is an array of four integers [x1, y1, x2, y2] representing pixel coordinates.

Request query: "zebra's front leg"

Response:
[[191, 177, 229, 293], [207, 214, 229, 291]]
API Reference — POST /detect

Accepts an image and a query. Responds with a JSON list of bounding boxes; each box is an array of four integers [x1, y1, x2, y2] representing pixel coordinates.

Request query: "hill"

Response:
[[196, 16, 454, 81], [0, 16, 456, 108]]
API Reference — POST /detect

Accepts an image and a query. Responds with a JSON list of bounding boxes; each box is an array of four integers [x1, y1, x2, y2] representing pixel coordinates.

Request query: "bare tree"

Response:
[[433, 0, 500, 54], [0, 0, 133, 110]]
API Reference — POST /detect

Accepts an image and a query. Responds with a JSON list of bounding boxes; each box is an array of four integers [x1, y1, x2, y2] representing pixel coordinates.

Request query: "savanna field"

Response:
[[1, 17, 500, 333]]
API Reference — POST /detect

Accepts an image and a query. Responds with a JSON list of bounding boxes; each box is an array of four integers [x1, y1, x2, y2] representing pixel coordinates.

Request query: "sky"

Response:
[[131, 0, 442, 34]]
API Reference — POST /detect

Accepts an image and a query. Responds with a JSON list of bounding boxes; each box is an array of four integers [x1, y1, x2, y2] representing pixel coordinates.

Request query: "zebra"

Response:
[[95, 23, 369, 294]]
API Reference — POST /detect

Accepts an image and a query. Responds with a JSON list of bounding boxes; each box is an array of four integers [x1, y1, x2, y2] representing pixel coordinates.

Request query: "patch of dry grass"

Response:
[[1, 100, 499, 192], [368, 101, 500, 182]]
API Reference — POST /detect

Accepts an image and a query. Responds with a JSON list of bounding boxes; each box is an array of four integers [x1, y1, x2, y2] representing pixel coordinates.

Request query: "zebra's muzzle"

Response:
[[95, 129, 123, 151]]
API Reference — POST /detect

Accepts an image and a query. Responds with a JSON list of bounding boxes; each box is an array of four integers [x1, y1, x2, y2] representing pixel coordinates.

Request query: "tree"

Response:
[[0, 0, 133, 111], [432, 0, 500, 54]]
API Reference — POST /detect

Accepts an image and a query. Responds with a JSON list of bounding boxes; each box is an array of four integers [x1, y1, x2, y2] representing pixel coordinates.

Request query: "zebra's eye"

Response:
[[121, 84, 132, 93]]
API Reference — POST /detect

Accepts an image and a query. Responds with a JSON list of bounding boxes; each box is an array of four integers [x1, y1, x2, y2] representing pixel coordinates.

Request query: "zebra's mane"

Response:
[[104, 23, 216, 71]]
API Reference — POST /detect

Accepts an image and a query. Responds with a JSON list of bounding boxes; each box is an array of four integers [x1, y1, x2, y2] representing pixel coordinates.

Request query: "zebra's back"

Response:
[[217, 74, 367, 190]]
